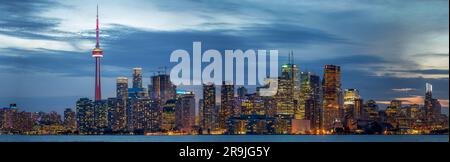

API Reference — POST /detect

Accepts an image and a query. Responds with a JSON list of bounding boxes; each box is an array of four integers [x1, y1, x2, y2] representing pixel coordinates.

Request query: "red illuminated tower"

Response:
[[92, 5, 103, 101]]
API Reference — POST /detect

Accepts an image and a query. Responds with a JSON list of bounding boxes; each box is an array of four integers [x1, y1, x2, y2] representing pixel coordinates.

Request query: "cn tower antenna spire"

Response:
[[96, 4, 100, 48]]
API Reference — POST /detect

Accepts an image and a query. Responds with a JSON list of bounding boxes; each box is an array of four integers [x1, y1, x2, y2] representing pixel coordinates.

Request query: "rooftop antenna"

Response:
[[290, 50, 294, 64], [287, 51, 291, 64]]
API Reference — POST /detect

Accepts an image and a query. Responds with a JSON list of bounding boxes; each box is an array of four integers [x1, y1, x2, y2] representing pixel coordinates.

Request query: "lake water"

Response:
[[0, 135, 448, 142]]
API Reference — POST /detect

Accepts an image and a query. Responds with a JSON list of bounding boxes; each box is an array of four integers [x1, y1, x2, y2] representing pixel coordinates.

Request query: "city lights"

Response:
[[0, 3, 447, 137]]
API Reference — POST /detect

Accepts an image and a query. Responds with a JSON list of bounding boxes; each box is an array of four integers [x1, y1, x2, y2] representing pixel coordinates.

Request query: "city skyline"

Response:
[[0, 7, 447, 134], [1, 62, 447, 135], [0, 0, 448, 115]]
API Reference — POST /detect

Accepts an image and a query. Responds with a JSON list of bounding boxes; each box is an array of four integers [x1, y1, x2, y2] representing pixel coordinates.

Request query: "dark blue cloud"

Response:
[[0, 48, 88, 75], [0, 22, 348, 76], [0, 0, 62, 34], [412, 53, 449, 58], [399, 69, 449, 75], [0, 0, 80, 47]]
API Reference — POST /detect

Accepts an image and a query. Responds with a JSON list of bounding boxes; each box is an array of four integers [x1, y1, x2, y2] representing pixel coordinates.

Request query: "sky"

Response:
[[0, 0, 448, 115]]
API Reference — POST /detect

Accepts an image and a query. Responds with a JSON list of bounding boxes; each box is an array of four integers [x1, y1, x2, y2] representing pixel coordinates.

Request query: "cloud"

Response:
[[0, 0, 61, 34], [357, 61, 449, 79], [376, 96, 424, 106], [0, 34, 91, 52], [395, 96, 424, 105], [392, 88, 416, 92], [402, 69, 449, 75], [412, 53, 449, 58], [373, 72, 448, 79], [0, 0, 94, 53], [439, 99, 449, 108]]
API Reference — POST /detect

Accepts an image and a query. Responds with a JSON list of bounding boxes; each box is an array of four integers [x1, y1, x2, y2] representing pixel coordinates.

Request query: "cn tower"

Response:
[[92, 5, 103, 101]]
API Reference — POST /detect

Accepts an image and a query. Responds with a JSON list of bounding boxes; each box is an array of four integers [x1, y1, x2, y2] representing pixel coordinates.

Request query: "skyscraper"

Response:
[[343, 89, 360, 119], [129, 97, 152, 131], [299, 72, 322, 129], [146, 99, 161, 133], [161, 99, 177, 132], [150, 74, 176, 104], [219, 81, 234, 130], [353, 98, 364, 120], [76, 98, 94, 133], [132, 68, 143, 89], [93, 100, 108, 130], [116, 77, 128, 131], [275, 52, 299, 116], [272, 53, 300, 134], [198, 99, 204, 127], [342, 89, 361, 130], [424, 83, 442, 123], [425, 83, 433, 118], [129, 68, 148, 99], [344, 89, 360, 106], [92, 5, 103, 101], [0, 105, 17, 131], [175, 90, 196, 132], [202, 83, 216, 133], [322, 65, 343, 130], [106, 97, 117, 130], [283, 52, 300, 100]]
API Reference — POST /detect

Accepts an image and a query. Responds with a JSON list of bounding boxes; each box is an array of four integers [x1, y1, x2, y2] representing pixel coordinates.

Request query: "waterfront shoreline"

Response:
[[1, 135, 448, 142]]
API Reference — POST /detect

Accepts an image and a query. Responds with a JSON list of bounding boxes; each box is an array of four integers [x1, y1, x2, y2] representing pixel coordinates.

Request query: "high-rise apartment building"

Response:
[[322, 65, 343, 130], [202, 83, 216, 133], [219, 81, 234, 130]]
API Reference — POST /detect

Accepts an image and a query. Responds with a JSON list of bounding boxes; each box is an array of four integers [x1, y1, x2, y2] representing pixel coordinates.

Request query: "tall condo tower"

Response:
[[322, 65, 342, 130], [92, 5, 103, 101]]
